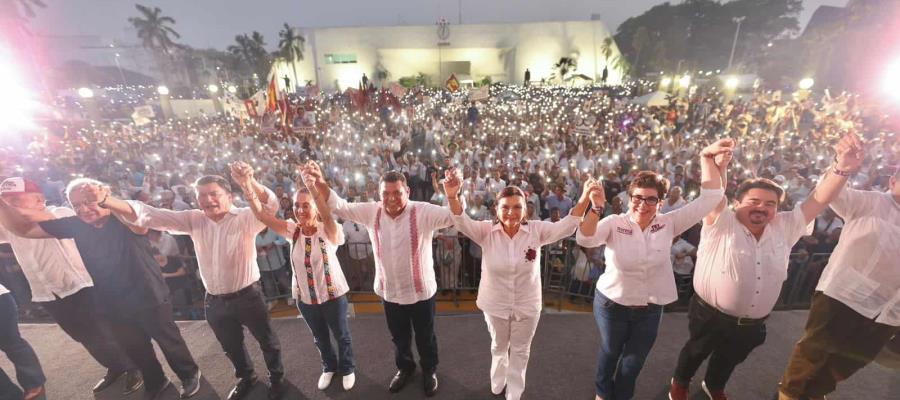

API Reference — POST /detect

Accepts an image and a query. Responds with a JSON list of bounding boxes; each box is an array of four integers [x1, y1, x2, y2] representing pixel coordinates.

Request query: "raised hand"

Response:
[[834, 132, 864, 172], [230, 161, 253, 188], [715, 149, 733, 169], [80, 182, 109, 204], [442, 168, 463, 199], [579, 177, 597, 202], [589, 181, 606, 208], [700, 138, 736, 158]]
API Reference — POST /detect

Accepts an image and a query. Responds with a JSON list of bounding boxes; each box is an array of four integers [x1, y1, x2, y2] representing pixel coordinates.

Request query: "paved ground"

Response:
[[2, 311, 897, 399]]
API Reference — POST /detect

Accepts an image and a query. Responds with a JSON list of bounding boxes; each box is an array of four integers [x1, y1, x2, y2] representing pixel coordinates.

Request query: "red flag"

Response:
[[445, 74, 460, 92], [266, 75, 278, 113]]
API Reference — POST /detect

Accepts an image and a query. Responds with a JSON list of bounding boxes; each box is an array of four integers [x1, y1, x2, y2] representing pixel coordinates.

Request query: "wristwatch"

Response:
[[98, 194, 109, 208], [830, 164, 855, 177], [591, 206, 605, 216]]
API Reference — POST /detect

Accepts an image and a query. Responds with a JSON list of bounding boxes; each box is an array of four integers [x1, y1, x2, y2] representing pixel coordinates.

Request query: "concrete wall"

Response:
[[291, 20, 624, 90]]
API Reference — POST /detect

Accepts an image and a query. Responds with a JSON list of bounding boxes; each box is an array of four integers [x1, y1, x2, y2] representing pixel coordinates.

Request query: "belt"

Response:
[[694, 295, 767, 326], [208, 282, 259, 300]]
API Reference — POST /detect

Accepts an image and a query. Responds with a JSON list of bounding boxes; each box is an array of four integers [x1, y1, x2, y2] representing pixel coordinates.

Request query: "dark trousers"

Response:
[[383, 295, 438, 373], [205, 283, 284, 381], [780, 292, 899, 399], [673, 295, 767, 391], [0, 367, 23, 400], [297, 295, 355, 375], [40, 288, 135, 375], [0, 293, 45, 392], [593, 290, 663, 400], [107, 301, 199, 390]]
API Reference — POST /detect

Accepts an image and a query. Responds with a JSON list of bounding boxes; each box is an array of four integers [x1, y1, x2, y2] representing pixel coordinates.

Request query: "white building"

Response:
[[272, 19, 625, 91]]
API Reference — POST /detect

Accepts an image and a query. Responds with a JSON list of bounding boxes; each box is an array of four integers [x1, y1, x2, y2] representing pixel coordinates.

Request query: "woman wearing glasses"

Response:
[[578, 139, 734, 400]]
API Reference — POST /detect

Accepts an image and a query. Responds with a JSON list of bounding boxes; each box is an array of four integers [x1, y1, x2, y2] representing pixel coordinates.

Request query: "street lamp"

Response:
[[157, 86, 170, 96], [678, 74, 691, 88], [227, 85, 237, 94], [77, 87, 94, 98], [725, 76, 739, 90], [728, 16, 746, 71], [798, 78, 814, 90], [208, 84, 219, 94], [661, 77, 672, 88]]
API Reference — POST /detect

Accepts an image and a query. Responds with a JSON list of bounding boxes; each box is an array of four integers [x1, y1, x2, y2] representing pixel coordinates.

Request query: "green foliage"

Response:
[[129, 4, 181, 55], [614, 0, 802, 75], [398, 72, 430, 89]]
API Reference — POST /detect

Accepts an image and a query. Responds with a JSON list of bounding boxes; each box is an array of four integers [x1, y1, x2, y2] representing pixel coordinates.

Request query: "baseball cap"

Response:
[[0, 177, 42, 195]]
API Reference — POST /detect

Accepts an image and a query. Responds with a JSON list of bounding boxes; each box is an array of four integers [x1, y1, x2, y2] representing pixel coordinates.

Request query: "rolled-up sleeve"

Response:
[[126, 200, 193, 235], [669, 188, 725, 235], [576, 215, 616, 248]]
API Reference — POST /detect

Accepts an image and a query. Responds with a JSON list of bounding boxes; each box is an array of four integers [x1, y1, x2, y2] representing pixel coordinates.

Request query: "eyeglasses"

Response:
[[630, 195, 660, 206]]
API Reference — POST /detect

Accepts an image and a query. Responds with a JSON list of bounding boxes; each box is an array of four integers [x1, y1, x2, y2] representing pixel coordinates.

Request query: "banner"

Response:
[[469, 86, 489, 101], [131, 105, 155, 126], [390, 82, 407, 99], [445, 74, 460, 92]]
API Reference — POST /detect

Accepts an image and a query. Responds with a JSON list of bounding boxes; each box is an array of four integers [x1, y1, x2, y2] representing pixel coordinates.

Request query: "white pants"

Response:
[[484, 312, 541, 400]]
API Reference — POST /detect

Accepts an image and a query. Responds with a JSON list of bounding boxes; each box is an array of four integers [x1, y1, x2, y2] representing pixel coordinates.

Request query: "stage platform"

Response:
[[3, 311, 897, 399]]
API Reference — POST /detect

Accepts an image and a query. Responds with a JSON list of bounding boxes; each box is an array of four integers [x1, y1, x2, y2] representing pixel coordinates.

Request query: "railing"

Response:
[[0, 237, 832, 322]]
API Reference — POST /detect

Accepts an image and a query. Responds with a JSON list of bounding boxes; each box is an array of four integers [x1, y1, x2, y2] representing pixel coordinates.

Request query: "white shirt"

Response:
[[661, 197, 688, 214], [453, 213, 581, 318], [328, 189, 454, 304], [576, 188, 724, 306], [342, 220, 373, 260], [671, 238, 696, 276], [816, 188, 900, 326], [128, 190, 278, 295], [694, 207, 812, 319], [0, 206, 93, 302], [0, 283, 7, 295], [286, 221, 350, 305]]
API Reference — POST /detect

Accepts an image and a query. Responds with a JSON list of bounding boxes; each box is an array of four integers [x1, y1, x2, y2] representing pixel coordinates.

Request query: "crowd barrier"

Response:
[[0, 237, 831, 322]]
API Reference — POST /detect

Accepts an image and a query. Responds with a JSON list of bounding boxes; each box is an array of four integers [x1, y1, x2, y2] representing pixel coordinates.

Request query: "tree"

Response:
[[552, 57, 577, 83], [630, 26, 651, 75], [128, 4, 180, 55], [128, 4, 181, 83], [228, 31, 271, 87], [277, 23, 305, 89]]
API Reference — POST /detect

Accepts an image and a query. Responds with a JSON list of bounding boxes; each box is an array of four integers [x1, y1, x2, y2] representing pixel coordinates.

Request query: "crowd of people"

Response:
[[0, 81, 897, 400]]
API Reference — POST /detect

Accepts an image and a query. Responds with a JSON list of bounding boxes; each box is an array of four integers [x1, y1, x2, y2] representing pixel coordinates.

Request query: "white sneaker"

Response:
[[317, 372, 334, 390], [342, 373, 356, 391]]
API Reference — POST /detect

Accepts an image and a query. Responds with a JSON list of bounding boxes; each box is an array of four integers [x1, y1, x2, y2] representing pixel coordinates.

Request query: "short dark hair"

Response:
[[735, 178, 784, 203], [627, 171, 670, 199], [194, 175, 232, 194], [380, 171, 407, 185]]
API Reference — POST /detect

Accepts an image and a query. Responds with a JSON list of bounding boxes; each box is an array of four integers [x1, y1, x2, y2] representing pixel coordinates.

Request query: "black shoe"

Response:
[[388, 369, 414, 393], [267, 378, 286, 400], [424, 372, 438, 397], [123, 370, 145, 395], [93, 370, 125, 393], [227, 376, 258, 400], [180, 370, 201, 398], [143, 379, 172, 400]]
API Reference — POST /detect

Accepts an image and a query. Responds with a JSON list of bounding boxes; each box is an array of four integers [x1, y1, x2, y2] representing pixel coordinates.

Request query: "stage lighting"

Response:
[[157, 86, 170, 95], [208, 84, 219, 94], [798, 78, 814, 90], [725, 76, 739, 90], [0, 53, 38, 131], [78, 87, 94, 98]]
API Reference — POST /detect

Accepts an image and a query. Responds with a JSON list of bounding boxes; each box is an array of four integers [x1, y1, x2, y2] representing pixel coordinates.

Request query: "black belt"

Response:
[[208, 282, 259, 300], [695, 295, 767, 326]]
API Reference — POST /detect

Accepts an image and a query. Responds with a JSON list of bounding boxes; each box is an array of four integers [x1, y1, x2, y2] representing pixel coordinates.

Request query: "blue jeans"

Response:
[[0, 293, 45, 392], [297, 295, 355, 375], [593, 290, 663, 400]]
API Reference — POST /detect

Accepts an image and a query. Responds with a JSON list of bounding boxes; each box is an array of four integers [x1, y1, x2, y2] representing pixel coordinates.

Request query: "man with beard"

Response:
[[668, 133, 864, 400]]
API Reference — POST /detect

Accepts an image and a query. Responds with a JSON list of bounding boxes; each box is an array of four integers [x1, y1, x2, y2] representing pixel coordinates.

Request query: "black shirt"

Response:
[[39, 216, 170, 315]]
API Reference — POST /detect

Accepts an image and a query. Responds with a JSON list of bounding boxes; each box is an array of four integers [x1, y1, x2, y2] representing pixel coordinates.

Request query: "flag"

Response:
[[266, 75, 278, 113], [390, 82, 407, 99], [445, 74, 460, 92], [244, 100, 258, 118]]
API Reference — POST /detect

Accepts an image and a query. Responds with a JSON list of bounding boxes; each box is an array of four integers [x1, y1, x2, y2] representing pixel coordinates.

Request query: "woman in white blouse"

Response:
[[242, 167, 357, 392], [578, 139, 733, 400], [443, 168, 600, 400]]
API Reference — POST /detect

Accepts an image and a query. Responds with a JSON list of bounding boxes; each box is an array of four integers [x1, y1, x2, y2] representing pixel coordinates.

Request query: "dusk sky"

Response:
[[29, 0, 849, 50]]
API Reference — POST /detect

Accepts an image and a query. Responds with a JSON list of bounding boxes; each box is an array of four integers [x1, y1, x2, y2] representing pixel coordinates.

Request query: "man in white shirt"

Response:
[[307, 166, 453, 397], [661, 186, 688, 214], [93, 165, 286, 400], [669, 133, 864, 400], [0, 177, 142, 396], [778, 165, 900, 400]]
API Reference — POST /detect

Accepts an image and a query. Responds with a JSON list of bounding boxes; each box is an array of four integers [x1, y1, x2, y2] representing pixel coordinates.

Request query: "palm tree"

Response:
[[552, 57, 577, 83], [228, 32, 270, 86], [128, 4, 180, 55], [277, 23, 305, 88]]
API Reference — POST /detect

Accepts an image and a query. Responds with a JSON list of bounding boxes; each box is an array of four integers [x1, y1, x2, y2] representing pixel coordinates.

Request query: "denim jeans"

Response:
[[593, 290, 663, 400], [0, 293, 45, 392], [297, 294, 355, 375]]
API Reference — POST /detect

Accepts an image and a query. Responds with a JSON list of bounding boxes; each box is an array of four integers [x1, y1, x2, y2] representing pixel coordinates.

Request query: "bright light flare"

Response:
[[77, 87, 94, 98], [881, 59, 900, 100], [157, 86, 170, 95], [678, 75, 691, 88], [724, 76, 739, 90], [798, 78, 814, 90], [0, 53, 39, 131]]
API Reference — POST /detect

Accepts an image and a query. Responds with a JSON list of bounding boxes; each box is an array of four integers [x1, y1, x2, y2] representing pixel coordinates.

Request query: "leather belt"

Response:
[[695, 295, 767, 326]]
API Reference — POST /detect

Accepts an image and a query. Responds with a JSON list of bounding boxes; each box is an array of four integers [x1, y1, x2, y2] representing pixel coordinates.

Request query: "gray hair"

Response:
[[64, 178, 106, 203]]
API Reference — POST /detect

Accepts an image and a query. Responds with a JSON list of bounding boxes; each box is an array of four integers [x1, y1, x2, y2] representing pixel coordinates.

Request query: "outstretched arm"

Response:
[[0, 197, 53, 238], [799, 133, 863, 224]]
